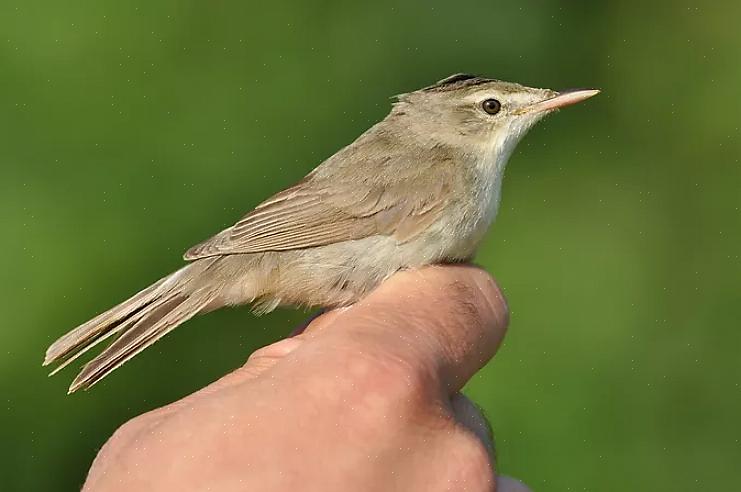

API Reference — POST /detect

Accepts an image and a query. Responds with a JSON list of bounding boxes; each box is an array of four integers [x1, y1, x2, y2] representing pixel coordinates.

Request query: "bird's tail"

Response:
[[44, 258, 221, 393]]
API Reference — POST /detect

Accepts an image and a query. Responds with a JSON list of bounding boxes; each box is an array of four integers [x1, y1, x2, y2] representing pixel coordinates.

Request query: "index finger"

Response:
[[303, 265, 509, 394]]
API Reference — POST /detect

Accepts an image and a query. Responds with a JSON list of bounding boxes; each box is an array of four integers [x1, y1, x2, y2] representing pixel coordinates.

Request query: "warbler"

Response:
[[44, 73, 599, 393]]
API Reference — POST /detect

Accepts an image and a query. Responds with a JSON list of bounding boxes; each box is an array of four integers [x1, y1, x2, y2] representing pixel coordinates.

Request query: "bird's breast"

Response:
[[421, 164, 504, 262]]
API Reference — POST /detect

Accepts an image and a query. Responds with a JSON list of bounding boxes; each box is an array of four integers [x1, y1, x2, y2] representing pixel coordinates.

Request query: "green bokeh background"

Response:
[[2, 1, 740, 490]]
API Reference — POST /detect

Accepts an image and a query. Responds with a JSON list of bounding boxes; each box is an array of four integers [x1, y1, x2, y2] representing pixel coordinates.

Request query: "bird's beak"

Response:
[[521, 88, 600, 114]]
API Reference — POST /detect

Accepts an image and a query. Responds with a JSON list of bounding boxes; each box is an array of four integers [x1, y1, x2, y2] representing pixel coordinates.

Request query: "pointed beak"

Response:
[[522, 88, 600, 114]]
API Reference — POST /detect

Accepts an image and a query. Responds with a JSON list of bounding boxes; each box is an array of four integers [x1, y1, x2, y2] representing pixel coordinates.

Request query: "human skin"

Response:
[[83, 266, 531, 492]]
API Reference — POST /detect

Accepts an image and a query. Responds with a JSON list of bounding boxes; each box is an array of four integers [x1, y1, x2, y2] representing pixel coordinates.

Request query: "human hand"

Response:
[[83, 266, 530, 492]]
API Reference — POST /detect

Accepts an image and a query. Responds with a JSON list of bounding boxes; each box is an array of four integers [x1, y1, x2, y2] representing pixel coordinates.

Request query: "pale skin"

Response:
[[83, 266, 531, 492]]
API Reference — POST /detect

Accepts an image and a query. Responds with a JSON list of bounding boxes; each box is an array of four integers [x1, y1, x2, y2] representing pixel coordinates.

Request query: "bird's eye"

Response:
[[481, 98, 502, 115]]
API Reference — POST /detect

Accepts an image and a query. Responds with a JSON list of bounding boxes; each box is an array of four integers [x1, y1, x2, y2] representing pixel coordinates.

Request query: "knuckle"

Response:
[[447, 279, 488, 329], [439, 271, 509, 349], [465, 270, 509, 324], [438, 270, 501, 324], [470, 270, 510, 329]]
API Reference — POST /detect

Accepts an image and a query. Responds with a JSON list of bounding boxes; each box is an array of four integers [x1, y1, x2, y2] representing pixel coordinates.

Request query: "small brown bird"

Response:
[[44, 74, 599, 393]]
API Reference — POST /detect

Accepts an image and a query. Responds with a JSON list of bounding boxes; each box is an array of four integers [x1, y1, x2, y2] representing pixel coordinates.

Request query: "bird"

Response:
[[44, 73, 599, 393]]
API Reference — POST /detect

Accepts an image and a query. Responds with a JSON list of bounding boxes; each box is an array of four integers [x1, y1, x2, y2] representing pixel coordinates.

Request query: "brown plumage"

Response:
[[44, 74, 599, 392]]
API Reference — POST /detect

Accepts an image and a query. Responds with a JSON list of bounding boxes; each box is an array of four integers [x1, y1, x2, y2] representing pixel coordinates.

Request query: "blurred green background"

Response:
[[2, 1, 740, 490]]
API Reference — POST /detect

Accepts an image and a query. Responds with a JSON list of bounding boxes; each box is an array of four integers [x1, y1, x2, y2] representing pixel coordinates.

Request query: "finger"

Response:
[[451, 393, 494, 457], [497, 476, 533, 492], [449, 394, 532, 492], [450, 394, 534, 492], [305, 265, 509, 394]]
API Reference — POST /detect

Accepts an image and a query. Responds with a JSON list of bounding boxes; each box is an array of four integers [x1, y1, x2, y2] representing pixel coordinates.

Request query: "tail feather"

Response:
[[47, 286, 184, 377], [68, 289, 218, 393], [43, 277, 171, 366], [44, 258, 221, 393]]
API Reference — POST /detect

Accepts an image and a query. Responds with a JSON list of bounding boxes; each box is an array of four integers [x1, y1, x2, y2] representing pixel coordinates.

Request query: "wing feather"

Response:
[[184, 144, 458, 260]]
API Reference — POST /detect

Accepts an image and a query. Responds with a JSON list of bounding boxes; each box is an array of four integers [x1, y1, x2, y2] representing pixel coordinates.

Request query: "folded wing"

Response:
[[184, 170, 451, 260]]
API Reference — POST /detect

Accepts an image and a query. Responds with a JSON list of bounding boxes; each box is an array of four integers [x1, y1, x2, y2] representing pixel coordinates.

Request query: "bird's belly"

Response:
[[264, 216, 489, 308], [221, 198, 499, 311], [230, 231, 447, 310]]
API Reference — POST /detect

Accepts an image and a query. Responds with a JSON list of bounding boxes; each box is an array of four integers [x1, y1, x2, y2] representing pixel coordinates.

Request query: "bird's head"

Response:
[[392, 73, 599, 165]]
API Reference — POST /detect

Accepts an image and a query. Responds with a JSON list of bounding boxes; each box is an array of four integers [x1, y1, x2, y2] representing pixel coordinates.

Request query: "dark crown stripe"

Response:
[[436, 73, 478, 85], [422, 73, 493, 92]]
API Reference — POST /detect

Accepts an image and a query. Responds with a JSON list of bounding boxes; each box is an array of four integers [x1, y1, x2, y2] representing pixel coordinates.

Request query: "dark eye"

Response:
[[481, 98, 501, 115]]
